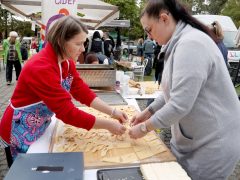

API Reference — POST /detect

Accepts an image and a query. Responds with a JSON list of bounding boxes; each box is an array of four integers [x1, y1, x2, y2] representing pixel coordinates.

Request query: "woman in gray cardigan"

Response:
[[129, 0, 240, 179]]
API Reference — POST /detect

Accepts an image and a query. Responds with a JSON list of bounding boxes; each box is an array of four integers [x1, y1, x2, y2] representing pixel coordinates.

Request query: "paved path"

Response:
[[0, 69, 239, 179], [0, 67, 16, 180]]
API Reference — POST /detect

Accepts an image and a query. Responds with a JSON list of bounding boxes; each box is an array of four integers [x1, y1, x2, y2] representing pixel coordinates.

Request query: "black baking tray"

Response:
[[97, 167, 144, 180]]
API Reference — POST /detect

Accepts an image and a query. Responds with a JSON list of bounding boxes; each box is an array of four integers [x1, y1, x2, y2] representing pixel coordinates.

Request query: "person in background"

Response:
[[129, 0, 240, 179], [95, 51, 109, 64], [153, 42, 162, 69], [20, 40, 28, 62], [109, 35, 115, 50], [143, 37, 155, 60], [83, 38, 89, 54], [3, 31, 22, 85], [103, 32, 114, 64], [0, 16, 128, 167], [38, 39, 44, 52], [136, 38, 144, 63], [30, 37, 38, 56], [143, 37, 156, 76], [88, 31, 104, 54], [209, 21, 228, 66], [88, 31, 107, 64], [85, 52, 99, 64], [146, 43, 163, 107]]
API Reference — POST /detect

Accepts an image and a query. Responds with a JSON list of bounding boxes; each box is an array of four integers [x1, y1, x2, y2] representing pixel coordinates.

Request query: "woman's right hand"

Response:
[[107, 120, 126, 135], [93, 118, 126, 135], [131, 108, 152, 126]]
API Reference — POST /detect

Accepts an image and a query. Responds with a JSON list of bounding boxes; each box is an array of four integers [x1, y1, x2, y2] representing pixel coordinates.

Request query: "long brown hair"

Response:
[[141, 0, 218, 43], [46, 16, 88, 59]]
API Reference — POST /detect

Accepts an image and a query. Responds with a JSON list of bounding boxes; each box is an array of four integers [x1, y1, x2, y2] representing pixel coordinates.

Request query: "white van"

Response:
[[194, 15, 240, 61]]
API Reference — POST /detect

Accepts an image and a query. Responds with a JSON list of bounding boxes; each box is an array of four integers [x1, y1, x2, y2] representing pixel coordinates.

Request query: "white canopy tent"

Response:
[[0, 0, 120, 29]]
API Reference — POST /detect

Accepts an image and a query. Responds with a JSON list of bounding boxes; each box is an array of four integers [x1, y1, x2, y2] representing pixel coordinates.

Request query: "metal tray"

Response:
[[96, 92, 127, 105], [97, 167, 143, 180]]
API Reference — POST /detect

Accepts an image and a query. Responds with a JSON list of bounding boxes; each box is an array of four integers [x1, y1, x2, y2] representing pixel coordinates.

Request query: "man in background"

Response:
[[3, 31, 22, 85]]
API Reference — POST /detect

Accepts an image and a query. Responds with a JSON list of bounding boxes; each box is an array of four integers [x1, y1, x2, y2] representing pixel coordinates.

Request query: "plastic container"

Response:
[[120, 75, 130, 96]]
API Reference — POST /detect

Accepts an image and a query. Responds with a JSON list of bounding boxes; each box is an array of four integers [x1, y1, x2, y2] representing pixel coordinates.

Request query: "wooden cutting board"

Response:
[[49, 106, 176, 169]]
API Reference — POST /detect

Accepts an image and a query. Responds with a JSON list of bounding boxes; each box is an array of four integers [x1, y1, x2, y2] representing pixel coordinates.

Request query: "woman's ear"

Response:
[[160, 12, 169, 23]]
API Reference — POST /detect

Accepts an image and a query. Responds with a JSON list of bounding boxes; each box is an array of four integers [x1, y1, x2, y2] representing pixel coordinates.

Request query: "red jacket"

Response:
[[0, 43, 96, 143]]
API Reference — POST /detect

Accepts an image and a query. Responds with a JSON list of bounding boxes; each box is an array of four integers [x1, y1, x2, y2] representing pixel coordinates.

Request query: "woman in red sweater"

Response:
[[0, 16, 128, 167]]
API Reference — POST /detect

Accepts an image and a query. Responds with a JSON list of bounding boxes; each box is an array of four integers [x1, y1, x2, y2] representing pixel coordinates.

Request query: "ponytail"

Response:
[[211, 21, 224, 41]]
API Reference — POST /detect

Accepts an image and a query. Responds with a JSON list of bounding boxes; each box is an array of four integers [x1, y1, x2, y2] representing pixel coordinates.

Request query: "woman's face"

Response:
[[141, 12, 176, 45], [9, 36, 16, 44], [64, 32, 87, 61]]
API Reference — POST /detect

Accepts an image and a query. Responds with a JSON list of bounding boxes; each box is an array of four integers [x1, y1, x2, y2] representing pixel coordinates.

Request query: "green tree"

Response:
[[181, 0, 228, 15], [207, 0, 228, 15], [104, 0, 144, 40], [222, 0, 240, 27], [0, 4, 34, 40], [180, 0, 194, 13], [0, 5, 10, 39]]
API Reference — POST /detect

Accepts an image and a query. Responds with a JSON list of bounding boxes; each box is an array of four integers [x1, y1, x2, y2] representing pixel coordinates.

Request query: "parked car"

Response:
[[122, 41, 137, 55], [194, 15, 240, 62]]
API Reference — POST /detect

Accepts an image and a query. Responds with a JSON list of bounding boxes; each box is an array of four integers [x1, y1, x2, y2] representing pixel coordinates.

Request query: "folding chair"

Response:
[[133, 58, 148, 81]]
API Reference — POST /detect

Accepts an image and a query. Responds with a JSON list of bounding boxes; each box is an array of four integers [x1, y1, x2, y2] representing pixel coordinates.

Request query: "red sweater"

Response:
[[0, 43, 96, 143]]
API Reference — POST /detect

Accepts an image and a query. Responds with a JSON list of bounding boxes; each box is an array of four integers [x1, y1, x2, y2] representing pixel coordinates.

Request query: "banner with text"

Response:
[[41, 0, 78, 40]]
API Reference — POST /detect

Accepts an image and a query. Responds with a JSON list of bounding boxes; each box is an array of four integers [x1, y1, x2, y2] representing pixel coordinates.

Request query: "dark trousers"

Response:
[[4, 146, 13, 168], [6, 60, 22, 82]]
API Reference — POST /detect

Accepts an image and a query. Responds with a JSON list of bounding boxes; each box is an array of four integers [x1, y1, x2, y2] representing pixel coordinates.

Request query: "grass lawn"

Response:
[[144, 68, 155, 81]]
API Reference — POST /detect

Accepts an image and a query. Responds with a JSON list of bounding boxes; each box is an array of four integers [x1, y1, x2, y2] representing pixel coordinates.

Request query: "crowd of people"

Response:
[[77, 31, 115, 65], [2, 30, 116, 85], [2, 18, 229, 87]]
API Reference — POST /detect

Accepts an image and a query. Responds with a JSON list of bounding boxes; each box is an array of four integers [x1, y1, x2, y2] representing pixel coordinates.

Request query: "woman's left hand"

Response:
[[112, 109, 128, 124], [128, 123, 147, 139]]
